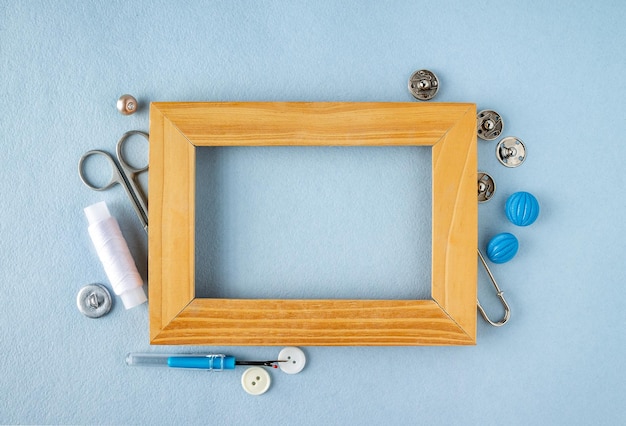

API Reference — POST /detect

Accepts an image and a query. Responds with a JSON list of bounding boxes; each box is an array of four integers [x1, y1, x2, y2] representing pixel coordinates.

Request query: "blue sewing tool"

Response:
[[125, 353, 284, 370]]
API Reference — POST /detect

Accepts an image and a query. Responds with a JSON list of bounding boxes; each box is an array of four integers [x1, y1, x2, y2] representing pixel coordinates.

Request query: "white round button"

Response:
[[241, 367, 271, 396], [278, 347, 306, 374]]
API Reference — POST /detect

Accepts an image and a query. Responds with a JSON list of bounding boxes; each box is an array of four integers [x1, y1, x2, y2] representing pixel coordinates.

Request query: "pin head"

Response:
[[117, 94, 138, 115]]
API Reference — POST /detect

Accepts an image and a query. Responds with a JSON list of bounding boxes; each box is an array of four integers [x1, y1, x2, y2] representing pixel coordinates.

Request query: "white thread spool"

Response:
[[84, 201, 147, 309]]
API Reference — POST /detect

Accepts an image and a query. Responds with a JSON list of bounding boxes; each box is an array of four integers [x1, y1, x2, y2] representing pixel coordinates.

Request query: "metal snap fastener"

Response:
[[477, 110, 504, 141], [408, 69, 439, 101], [117, 94, 138, 115], [496, 136, 526, 167], [77, 284, 112, 318], [477, 172, 496, 203], [241, 367, 271, 396]]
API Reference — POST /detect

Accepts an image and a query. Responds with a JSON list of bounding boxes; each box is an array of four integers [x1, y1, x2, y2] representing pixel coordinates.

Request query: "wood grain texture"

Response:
[[151, 102, 472, 146], [431, 106, 477, 339], [149, 102, 476, 346], [149, 106, 196, 341], [152, 299, 474, 346]]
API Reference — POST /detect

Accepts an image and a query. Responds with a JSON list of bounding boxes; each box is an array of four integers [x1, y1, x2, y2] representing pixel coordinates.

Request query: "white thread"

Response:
[[85, 202, 146, 309]]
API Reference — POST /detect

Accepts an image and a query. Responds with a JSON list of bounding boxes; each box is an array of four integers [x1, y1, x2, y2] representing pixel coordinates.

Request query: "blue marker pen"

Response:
[[125, 353, 281, 371]]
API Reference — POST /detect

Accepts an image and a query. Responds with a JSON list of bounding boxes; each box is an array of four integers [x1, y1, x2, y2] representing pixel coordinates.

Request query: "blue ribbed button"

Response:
[[505, 191, 539, 226], [486, 233, 519, 264]]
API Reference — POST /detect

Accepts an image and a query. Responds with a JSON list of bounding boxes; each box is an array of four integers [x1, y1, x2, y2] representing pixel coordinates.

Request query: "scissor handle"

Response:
[[115, 131, 149, 228], [116, 130, 149, 175], [78, 149, 125, 191]]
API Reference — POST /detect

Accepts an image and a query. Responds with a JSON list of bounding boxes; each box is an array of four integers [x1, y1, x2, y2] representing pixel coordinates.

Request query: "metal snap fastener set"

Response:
[[476, 109, 527, 168], [407, 74, 529, 169]]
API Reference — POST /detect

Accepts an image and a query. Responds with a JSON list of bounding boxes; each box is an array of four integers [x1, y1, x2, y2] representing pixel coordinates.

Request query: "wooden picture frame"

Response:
[[149, 102, 477, 346]]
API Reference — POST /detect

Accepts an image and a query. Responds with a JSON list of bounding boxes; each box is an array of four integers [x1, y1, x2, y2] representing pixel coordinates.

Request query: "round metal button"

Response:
[[408, 70, 439, 101], [496, 136, 526, 167], [117, 94, 138, 115], [278, 347, 306, 374], [241, 367, 271, 396], [77, 284, 112, 318], [477, 110, 504, 141], [477, 172, 496, 203]]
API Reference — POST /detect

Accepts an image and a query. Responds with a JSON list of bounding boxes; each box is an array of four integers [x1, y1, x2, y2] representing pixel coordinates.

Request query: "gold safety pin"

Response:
[[477, 249, 511, 327]]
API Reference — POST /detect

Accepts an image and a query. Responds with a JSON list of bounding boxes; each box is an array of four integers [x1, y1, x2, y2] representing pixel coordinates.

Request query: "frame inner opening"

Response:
[[195, 145, 432, 300]]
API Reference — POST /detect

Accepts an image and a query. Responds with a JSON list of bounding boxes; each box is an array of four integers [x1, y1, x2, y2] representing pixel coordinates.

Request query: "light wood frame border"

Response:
[[149, 102, 477, 346]]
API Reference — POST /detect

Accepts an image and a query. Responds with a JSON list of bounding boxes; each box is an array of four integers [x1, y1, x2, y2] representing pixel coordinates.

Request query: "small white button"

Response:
[[241, 367, 271, 396], [278, 347, 306, 374]]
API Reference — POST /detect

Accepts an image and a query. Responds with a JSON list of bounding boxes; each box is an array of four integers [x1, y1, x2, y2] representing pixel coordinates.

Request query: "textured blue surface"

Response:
[[195, 146, 432, 300], [2, 1, 626, 425]]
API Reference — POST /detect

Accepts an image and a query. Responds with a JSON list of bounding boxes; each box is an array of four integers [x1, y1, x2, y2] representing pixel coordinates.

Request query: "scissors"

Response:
[[78, 130, 149, 233]]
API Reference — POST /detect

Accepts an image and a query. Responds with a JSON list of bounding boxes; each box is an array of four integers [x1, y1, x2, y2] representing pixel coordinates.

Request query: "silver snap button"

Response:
[[496, 136, 526, 167], [117, 94, 138, 115], [77, 284, 112, 318], [477, 172, 496, 203], [408, 70, 439, 101], [477, 110, 504, 141]]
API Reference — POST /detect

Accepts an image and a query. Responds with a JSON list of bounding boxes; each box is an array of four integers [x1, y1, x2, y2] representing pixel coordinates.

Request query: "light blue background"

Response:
[[2, 1, 625, 424], [194, 145, 432, 300]]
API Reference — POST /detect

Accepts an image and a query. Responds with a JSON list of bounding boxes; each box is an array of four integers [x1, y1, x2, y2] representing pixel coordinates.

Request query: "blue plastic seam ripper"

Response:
[[126, 353, 282, 371], [168, 355, 236, 370]]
